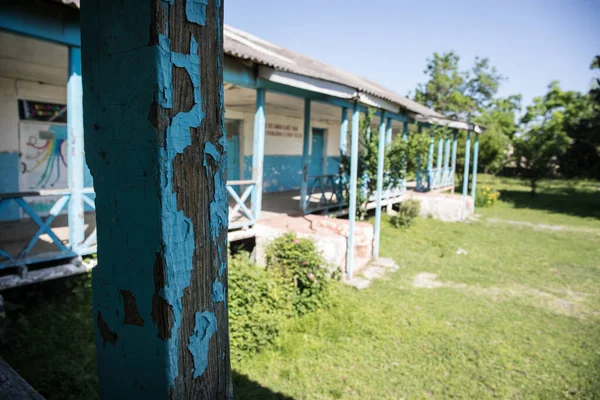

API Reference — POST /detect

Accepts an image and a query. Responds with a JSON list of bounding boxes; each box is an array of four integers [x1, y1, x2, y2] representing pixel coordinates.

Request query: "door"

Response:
[[309, 128, 325, 178], [227, 134, 240, 182], [226, 119, 240, 182]]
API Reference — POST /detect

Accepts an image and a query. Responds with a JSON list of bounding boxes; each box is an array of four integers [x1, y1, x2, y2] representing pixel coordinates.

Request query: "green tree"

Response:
[[559, 55, 600, 178], [473, 95, 521, 173], [514, 82, 574, 194], [414, 51, 505, 121], [413, 51, 518, 174]]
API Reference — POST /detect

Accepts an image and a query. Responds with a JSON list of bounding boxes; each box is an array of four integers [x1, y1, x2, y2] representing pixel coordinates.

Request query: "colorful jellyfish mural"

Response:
[[24, 125, 68, 189]]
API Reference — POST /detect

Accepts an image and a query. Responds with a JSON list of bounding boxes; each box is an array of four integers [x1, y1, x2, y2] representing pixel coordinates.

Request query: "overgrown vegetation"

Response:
[[390, 199, 421, 228], [228, 251, 293, 360], [475, 185, 500, 207], [1, 178, 599, 399], [413, 52, 600, 189], [265, 232, 331, 315]]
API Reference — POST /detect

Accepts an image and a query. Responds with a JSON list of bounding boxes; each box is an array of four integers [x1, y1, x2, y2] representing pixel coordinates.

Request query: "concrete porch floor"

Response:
[[0, 185, 470, 277]]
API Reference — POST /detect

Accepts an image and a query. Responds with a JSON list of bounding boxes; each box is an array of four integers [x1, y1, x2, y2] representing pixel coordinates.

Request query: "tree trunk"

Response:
[[81, 0, 232, 398]]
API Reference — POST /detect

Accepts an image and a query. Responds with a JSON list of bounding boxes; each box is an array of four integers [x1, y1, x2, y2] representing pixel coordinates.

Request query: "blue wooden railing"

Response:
[[226, 180, 257, 230], [0, 188, 97, 271], [302, 174, 347, 214], [428, 167, 454, 191], [416, 167, 454, 192]]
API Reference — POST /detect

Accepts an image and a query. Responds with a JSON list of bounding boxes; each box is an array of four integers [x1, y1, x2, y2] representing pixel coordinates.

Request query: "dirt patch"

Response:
[[486, 218, 600, 235], [412, 272, 591, 319]]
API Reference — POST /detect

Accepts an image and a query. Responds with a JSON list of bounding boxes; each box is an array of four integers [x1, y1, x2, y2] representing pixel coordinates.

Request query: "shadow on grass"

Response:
[[498, 188, 600, 220], [233, 372, 294, 399]]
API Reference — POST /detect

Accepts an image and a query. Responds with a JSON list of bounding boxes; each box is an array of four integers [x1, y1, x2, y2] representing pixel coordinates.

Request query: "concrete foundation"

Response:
[[254, 214, 373, 274], [405, 191, 474, 222]]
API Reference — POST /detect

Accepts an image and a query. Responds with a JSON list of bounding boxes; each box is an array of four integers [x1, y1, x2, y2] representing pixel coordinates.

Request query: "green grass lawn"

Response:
[[2, 177, 599, 399]]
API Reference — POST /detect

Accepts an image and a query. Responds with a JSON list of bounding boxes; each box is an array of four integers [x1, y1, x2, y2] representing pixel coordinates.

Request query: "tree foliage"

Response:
[[413, 51, 516, 174], [413, 51, 600, 182], [514, 81, 574, 193]]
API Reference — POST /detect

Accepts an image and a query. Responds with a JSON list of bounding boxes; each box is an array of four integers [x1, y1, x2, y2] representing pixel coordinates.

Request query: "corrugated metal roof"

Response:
[[224, 25, 443, 119], [54, 0, 478, 128]]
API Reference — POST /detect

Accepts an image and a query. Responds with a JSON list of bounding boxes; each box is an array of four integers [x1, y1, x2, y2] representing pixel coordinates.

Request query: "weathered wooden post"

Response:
[[252, 88, 266, 220], [81, 0, 232, 398], [450, 130, 458, 194], [471, 132, 480, 201], [346, 103, 360, 279], [385, 117, 393, 213], [300, 99, 311, 210], [373, 111, 386, 258], [461, 129, 472, 220], [340, 107, 348, 155]]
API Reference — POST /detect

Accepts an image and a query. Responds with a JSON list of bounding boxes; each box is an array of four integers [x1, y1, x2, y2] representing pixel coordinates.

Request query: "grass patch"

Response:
[[1, 177, 599, 399]]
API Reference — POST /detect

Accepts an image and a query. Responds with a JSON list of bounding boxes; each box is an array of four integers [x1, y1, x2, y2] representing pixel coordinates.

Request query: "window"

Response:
[[18, 100, 67, 123]]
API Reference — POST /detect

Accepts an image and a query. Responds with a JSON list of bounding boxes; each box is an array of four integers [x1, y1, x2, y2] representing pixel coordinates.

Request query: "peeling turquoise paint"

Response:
[[156, 32, 205, 388], [157, 35, 173, 108], [186, 0, 208, 26], [188, 311, 217, 378], [212, 280, 225, 303], [204, 142, 228, 242]]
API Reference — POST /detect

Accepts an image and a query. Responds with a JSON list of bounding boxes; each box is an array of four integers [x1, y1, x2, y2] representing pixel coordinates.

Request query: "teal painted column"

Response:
[[67, 46, 84, 252], [416, 123, 423, 191], [436, 136, 443, 188], [471, 132, 480, 201], [443, 134, 450, 188], [251, 89, 266, 220], [402, 121, 409, 191], [437, 138, 443, 170], [461, 130, 472, 219], [346, 103, 360, 279], [384, 117, 393, 210], [385, 117, 393, 145], [373, 111, 386, 258], [340, 107, 348, 155], [300, 99, 311, 211], [450, 130, 458, 193], [81, 0, 232, 397], [427, 129, 434, 190], [444, 136, 451, 170]]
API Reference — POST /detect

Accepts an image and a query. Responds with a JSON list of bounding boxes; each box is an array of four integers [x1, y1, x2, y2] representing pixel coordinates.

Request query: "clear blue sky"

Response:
[[225, 0, 600, 109]]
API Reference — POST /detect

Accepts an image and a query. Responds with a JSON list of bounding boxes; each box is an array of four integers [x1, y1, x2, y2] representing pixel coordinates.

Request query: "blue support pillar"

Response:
[[385, 117, 393, 145], [373, 111, 386, 258], [67, 46, 84, 252], [427, 130, 435, 190], [384, 117, 392, 210], [416, 123, 423, 191], [251, 89, 266, 220], [402, 121, 409, 191], [81, 0, 232, 396], [451, 130, 458, 193], [346, 103, 360, 279], [436, 137, 443, 188], [340, 107, 348, 155], [471, 132, 480, 201], [444, 136, 451, 170], [300, 99, 311, 211], [461, 130, 472, 219]]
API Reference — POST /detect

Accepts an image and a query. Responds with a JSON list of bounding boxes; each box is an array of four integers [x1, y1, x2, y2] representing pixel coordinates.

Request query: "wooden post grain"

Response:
[[81, 0, 232, 398]]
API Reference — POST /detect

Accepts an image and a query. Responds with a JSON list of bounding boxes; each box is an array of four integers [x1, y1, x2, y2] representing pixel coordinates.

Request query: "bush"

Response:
[[391, 199, 421, 228], [475, 186, 500, 207], [228, 251, 293, 360], [265, 232, 331, 315]]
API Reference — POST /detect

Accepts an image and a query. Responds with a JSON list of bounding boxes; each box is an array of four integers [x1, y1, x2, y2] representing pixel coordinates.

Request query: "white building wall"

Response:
[[0, 32, 68, 220]]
